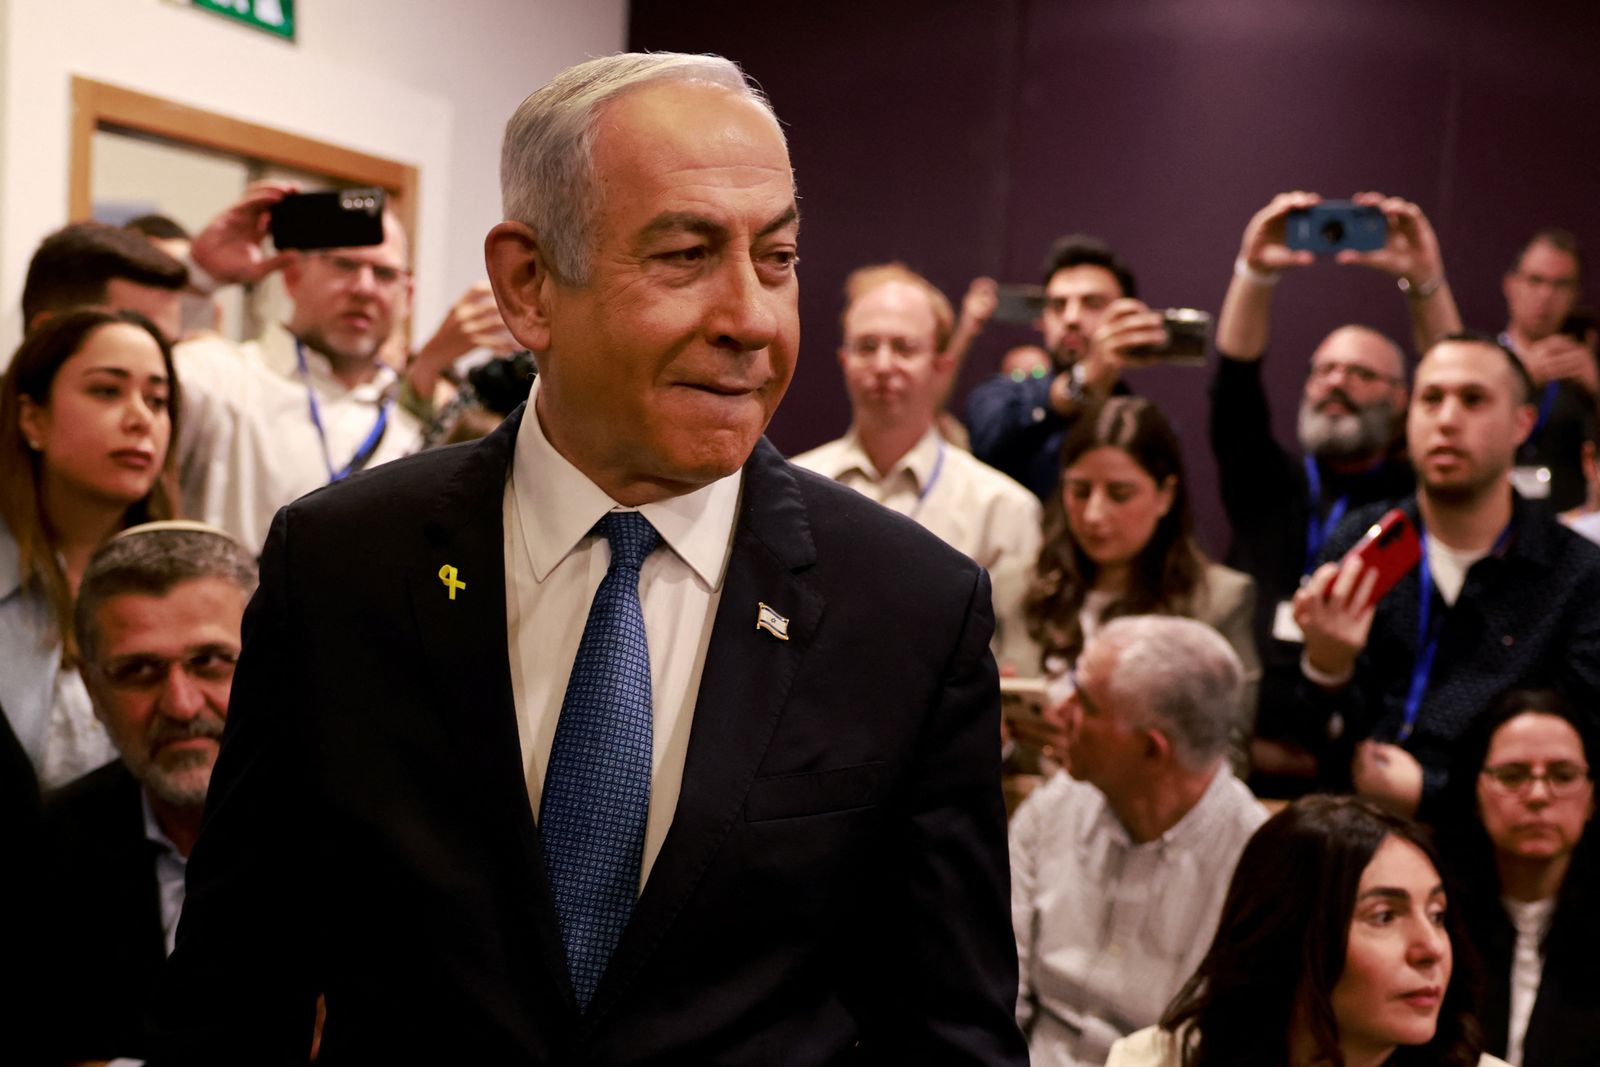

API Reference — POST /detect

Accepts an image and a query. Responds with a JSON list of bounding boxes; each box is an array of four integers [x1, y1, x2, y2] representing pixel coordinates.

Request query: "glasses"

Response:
[[97, 647, 240, 690], [1480, 761, 1591, 796], [1510, 271, 1579, 293], [845, 335, 931, 359], [1309, 360, 1401, 387], [317, 253, 411, 289]]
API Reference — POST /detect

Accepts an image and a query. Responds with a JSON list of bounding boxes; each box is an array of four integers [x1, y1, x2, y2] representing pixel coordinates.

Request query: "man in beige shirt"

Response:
[[793, 263, 1042, 672]]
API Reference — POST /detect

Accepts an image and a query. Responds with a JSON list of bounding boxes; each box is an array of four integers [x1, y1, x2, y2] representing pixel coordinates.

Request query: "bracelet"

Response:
[[1233, 256, 1281, 287], [1397, 275, 1444, 300]]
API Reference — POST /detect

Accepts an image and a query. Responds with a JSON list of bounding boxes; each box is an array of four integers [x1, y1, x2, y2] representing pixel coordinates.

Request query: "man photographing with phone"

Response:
[[174, 183, 516, 551], [1209, 190, 1454, 793], [965, 235, 1168, 500], [1292, 332, 1600, 819]]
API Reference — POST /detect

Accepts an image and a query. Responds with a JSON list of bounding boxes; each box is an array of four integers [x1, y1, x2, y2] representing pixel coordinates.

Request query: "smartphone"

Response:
[[1285, 201, 1387, 254], [1128, 307, 1212, 365], [1560, 307, 1597, 342], [992, 284, 1047, 325], [1000, 676, 1050, 727], [269, 187, 387, 251], [1340, 508, 1421, 609]]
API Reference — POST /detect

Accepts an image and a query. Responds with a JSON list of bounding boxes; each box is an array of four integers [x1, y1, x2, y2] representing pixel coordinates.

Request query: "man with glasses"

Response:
[[794, 263, 1041, 671], [1498, 229, 1596, 514], [1209, 191, 1455, 793], [1009, 616, 1266, 1067], [172, 184, 514, 551], [33, 522, 255, 1063]]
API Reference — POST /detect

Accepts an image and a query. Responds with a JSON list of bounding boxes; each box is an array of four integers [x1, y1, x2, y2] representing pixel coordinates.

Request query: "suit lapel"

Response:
[[585, 439, 822, 1023], [404, 405, 574, 1007]]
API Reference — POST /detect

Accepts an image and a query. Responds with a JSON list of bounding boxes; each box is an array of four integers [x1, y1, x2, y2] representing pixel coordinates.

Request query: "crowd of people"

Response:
[[2, 47, 1595, 1067]]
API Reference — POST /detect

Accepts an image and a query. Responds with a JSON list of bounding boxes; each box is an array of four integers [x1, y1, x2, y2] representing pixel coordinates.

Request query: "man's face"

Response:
[[1061, 639, 1148, 797], [1407, 341, 1536, 503], [285, 216, 412, 371], [84, 577, 246, 809], [1504, 240, 1580, 342], [104, 277, 183, 345], [1298, 327, 1407, 461], [1038, 264, 1121, 367], [838, 280, 949, 432], [523, 82, 799, 502]]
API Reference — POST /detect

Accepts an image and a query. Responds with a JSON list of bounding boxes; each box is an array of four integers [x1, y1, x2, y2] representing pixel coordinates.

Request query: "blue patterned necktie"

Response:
[[539, 510, 660, 1011]]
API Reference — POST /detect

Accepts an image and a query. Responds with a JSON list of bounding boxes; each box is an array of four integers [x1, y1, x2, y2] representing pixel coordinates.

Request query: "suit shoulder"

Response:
[[42, 761, 139, 847]]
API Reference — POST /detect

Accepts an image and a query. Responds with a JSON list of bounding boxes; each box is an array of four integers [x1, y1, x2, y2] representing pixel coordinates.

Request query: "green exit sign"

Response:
[[193, 0, 296, 42]]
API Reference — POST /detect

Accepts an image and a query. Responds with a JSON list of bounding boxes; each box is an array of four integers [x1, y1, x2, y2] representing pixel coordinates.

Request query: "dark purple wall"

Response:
[[630, 0, 1600, 555]]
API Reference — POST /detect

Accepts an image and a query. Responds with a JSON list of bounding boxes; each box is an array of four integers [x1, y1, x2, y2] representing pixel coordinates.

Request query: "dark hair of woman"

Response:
[[0, 307, 181, 661], [1023, 396, 1207, 665], [1160, 795, 1482, 1067]]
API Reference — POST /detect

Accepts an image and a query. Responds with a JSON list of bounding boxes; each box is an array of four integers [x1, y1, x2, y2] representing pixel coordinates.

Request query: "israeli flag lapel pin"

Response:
[[756, 602, 790, 640]]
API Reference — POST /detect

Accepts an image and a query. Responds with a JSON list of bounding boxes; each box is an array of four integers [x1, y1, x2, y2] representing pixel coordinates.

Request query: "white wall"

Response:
[[0, 0, 627, 349]]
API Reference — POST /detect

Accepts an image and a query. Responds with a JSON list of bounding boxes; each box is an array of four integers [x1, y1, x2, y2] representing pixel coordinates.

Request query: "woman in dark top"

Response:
[[1437, 689, 1599, 1067]]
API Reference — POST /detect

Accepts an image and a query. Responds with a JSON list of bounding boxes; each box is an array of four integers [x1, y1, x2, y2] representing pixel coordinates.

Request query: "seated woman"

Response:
[[0, 308, 179, 789], [1018, 397, 1259, 766], [1109, 794, 1504, 1067], [1436, 689, 1598, 1067]]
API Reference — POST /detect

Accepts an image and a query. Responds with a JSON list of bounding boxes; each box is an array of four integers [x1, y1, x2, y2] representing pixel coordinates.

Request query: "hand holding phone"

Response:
[[1286, 200, 1387, 255], [270, 187, 387, 251], [1126, 308, 1212, 365]]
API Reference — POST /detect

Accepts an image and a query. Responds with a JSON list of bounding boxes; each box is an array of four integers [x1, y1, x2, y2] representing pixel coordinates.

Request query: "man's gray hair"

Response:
[[1094, 615, 1244, 771], [500, 51, 781, 287], [75, 522, 258, 664]]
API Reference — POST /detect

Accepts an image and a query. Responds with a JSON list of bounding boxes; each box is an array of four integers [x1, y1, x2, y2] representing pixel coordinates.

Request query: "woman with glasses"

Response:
[[1020, 397, 1260, 768], [0, 308, 180, 790], [1437, 689, 1598, 1066]]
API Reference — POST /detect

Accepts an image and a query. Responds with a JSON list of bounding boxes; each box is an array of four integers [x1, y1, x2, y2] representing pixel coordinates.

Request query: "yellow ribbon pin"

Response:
[[438, 564, 466, 600]]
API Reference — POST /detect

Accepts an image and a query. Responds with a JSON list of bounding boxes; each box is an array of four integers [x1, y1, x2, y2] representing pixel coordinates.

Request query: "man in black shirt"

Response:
[[1210, 191, 1460, 792]]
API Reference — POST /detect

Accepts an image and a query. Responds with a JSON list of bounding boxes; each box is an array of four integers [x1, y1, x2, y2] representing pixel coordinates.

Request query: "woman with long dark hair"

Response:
[[1022, 397, 1259, 748], [0, 308, 180, 788], [1108, 795, 1501, 1067], [1436, 689, 1599, 1066]]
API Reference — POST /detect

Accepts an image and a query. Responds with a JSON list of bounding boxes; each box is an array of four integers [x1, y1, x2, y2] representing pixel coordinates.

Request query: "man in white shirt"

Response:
[[1010, 615, 1268, 1067], [153, 52, 1027, 1065], [793, 263, 1042, 671], [174, 194, 426, 551], [37, 522, 254, 1064]]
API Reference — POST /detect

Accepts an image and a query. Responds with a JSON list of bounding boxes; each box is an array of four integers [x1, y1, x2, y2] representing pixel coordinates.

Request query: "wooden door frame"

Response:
[[69, 76, 418, 259]]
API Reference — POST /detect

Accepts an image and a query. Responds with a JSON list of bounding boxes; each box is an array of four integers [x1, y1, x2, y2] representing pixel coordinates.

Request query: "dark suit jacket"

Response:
[[153, 406, 1027, 1065], [38, 760, 167, 1062]]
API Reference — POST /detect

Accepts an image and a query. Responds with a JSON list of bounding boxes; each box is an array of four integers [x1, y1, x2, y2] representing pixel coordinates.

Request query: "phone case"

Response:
[[1344, 508, 1422, 608]]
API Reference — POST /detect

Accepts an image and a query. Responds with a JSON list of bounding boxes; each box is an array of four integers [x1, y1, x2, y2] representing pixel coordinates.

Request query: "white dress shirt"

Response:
[[175, 322, 423, 552], [503, 379, 741, 886], [792, 426, 1042, 671]]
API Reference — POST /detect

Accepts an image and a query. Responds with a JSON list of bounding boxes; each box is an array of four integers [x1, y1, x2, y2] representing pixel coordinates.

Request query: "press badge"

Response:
[[1510, 465, 1552, 499], [1272, 600, 1304, 644]]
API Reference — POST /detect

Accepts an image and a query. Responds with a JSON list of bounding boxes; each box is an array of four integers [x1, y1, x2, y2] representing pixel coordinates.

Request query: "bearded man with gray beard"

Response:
[[1208, 191, 1462, 795]]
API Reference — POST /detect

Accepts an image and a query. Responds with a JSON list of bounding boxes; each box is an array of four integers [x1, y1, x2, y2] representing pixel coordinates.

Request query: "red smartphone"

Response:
[[1340, 508, 1421, 609]]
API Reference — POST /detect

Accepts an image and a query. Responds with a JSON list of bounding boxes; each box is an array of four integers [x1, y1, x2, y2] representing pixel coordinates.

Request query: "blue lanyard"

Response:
[[910, 439, 948, 519], [294, 340, 392, 483], [1303, 455, 1350, 573], [1398, 518, 1514, 742]]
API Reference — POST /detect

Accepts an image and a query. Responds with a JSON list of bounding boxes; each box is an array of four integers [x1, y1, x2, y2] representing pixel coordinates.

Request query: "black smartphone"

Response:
[[1561, 307, 1597, 342], [992, 283, 1047, 325], [269, 187, 387, 251], [1285, 201, 1387, 254], [1127, 308, 1212, 365]]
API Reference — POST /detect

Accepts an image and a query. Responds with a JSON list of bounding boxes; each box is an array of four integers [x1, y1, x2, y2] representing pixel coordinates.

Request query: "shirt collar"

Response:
[[511, 378, 742, 588], [140, 787, 185, 863], [836, 425, 943, 489], [268, 321, 398, 401], [1086, 765, 1238, 851]]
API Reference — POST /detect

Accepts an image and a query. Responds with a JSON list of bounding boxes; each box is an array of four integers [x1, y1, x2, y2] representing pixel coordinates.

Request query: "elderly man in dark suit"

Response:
[[153, 52, 1026, 1066]]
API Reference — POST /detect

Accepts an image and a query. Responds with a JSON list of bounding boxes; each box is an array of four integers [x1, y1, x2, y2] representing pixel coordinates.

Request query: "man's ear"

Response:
[[1143, 726, 1172, 765], [485, 222, 559, 355]]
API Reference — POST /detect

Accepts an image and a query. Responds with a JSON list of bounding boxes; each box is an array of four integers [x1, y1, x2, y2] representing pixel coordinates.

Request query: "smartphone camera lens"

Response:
[[1320, 219, 1345, 244]]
